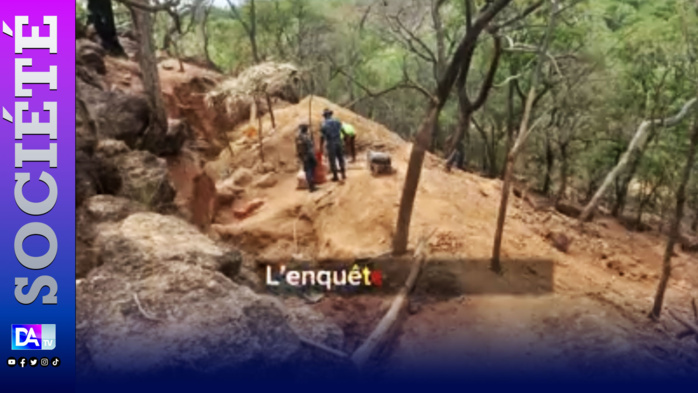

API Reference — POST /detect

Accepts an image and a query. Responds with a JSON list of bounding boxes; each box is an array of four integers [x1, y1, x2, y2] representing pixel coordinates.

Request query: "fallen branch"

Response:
[[351, 229, 435, 368], [669, 310, 698, 337], [299, 336, 350, 359], [579, 98, 698, 222], [133, 293, 162, 322], [677, 299, 698, 341], [115, 0, 180, 12]]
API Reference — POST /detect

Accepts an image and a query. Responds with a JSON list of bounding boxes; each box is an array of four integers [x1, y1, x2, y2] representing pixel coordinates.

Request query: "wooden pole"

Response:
[[351, 229, 435, 368], [255, 98, 265, 163], [265, 93, 276, 130]]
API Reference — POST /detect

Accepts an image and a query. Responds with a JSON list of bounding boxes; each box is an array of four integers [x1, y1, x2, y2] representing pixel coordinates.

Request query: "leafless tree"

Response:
[[227, 0, 261, 63], [491, 0, 559, 273], [393, 0, 515, 255]]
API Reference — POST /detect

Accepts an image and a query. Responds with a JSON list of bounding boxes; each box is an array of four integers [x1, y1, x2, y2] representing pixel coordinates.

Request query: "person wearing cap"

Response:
[[295, 123, 317, 192], [341, 122, 357, 163], [320, 108, 346, 181]]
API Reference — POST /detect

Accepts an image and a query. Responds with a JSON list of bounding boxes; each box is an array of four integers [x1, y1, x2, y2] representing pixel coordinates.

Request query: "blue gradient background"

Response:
[[0, 3, 75, 392]]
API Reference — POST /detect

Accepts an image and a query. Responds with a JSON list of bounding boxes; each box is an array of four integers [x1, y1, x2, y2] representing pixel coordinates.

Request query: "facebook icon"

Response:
[[11, 324, 56, 350]]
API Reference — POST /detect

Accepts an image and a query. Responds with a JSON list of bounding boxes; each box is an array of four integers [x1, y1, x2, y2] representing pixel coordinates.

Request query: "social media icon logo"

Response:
[[7, 357, 16, 367], [29, 357, 38, 367], [40, 357, 49, 367], [50, 357, 60, 367], [11, 324, 56, 350], [18, 357, 27, 368]]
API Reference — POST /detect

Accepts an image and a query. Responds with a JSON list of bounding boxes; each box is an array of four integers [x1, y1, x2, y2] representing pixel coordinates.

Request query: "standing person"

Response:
[[295, 124, 317, 192], [320, 108, 346, 181], [341, 122, 357, 163]]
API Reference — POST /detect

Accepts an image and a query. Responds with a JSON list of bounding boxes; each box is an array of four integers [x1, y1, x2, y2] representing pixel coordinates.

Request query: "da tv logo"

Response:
[[11, 325, 56, 350]]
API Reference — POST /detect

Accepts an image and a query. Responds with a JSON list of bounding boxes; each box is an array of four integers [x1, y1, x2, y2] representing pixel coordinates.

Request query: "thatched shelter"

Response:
[[204, 62, 301, 118]]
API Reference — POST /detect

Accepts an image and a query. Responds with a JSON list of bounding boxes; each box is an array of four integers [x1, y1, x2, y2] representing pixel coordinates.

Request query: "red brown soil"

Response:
[[99, 56, 698, 375], [206, 96, 698, 376]]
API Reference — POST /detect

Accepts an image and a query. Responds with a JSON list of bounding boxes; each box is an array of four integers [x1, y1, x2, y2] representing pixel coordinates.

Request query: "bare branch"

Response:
[[227, 0, 251, 34], [579, 97, 698, 222], [465, 0, 474, 31], [437, 0, 514, 104], [490, 0, 544, 33], [471, 35, 502, 110], [393, 13, 438, 65], [494, 73, 523, 87], [116, 0, 180, 12], [670, 310, 698, 336]]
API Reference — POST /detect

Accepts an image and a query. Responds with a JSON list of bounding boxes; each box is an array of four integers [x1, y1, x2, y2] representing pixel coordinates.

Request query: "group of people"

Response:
[[295, 108, 357, 192]]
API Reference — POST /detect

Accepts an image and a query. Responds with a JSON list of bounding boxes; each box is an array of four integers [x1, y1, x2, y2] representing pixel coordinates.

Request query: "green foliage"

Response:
[[88, 0, 698, 224]]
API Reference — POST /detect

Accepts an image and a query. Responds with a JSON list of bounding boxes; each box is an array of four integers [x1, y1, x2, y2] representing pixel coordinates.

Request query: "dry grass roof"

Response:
[[204, 62, 300, 116]]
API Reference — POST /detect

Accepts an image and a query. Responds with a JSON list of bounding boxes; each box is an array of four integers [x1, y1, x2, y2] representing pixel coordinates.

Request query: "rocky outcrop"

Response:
[[93, 91, 152, 148], [95, 138, 131, 158], [141, 118, 192, 157], [77, 213, 347, 377], [77, 39, 107, 75], [74, 49, 355, 380], [108, 150, 176, 212], [76, 195, 147, 278], [76, 150, 122, 208]]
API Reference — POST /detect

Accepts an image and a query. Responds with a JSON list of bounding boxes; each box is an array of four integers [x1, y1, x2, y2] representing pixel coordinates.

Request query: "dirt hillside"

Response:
[[90, 50, 697, 377], [205, 95, 698, 377]]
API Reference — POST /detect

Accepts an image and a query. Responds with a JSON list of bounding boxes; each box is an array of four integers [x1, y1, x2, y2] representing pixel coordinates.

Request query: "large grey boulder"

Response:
[[108, 150, 176, 212], [77, 213, 347, 377], [76, 150, 122, 208], [141, 118, 192, 157], [76, 195, 146, 278], [92, 91, 151, 148], [76, 38, 106, 75]]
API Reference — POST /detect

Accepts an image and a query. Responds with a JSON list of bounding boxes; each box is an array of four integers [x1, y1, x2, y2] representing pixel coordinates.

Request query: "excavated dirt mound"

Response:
[[210, 96, 546, 263], [90, 50, 698, 375]]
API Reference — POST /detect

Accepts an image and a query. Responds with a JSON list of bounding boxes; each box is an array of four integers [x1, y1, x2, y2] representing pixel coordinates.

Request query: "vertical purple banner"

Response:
[[0, 2, 75, 391]]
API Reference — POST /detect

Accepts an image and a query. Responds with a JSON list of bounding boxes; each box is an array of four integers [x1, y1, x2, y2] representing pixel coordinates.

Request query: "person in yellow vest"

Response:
[[341, 122, 357, 163]]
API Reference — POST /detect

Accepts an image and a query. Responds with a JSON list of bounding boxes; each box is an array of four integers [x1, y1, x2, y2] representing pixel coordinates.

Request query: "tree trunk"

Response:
[[501, 78, 516, 180], [579, 98, 697, 222], [635, 195, 645, 229], [612, 175, 629, 218], [491, 0, 558, 273], [543, 132, 553, 195], [471, 117, 494, 176], [614, 130, 656, 217], [131, 0, 168, 145], [691, 213, 698, 232], [448, 95, 471, 168], [393, 106, 439, 254], [88, 0, 126, 57], [265, 93, 276, 130], [202, 5, 220, 72], [650, 116, 698, 320], [431, 0, 446, 81], [448, 35, 501, 163], [430, 121, 440, 153], [555, 143, 569, 205], [392, 0, 514, 255], [492, 152, 515, 272], [249, 0, 260, 63]]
